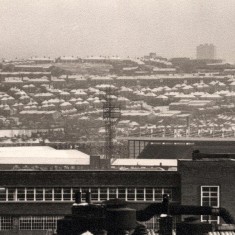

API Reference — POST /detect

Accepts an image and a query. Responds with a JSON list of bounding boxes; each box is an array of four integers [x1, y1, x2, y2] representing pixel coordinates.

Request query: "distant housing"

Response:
[[29, 57, 55, 64], [56, 56, 82, 63]]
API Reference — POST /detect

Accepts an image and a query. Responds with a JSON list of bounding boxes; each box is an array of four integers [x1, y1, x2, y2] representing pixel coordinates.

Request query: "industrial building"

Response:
[[0, 145, 233, 234], [125, 137, 235, 159]]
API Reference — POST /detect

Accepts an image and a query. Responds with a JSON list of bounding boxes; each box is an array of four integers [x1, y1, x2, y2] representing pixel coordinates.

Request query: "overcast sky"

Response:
[[1, 0, 235, 61]]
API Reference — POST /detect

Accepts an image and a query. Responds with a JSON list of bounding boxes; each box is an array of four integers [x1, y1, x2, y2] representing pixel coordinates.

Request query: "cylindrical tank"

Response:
[[105, 206, 136, 233]]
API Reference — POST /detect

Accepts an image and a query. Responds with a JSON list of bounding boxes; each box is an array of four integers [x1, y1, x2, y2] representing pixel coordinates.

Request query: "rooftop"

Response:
[[0, 146, 89, 165], [112, 159, 177, 167], [122, 136, 235, 143], [0, 146, 178, 170]]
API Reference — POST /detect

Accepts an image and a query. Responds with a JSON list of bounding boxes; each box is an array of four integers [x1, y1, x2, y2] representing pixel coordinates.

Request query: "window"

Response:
[[44, 216, 62, 230], [0, 189, 6, 201], [35, 188, 44, 201], [0, 217, 13, 230], [144, 216, 159, 231], [163, 188, 172, 201], [153, 188, 173, 201], [90, 188, 99, 201], [143, 216, 178, 232], [0, 187, 174, 203], [17, 188, 25, 201], [109, 188, 117, 200], [134, 141, 140, 158], [8, 188, 17, 201], [136, 188, 145, 201], [146, 188, 153, 201], [26, 188, 35, 201], [19, 217, 32, 230], [117, 188, 126, 200], [81, 188, 90, 202], [32, 217, 44, 230], [45, 188, 53, 201], [100, 188, 108, 201], [63, 188, 71, 201], [201, 186, 220, 223], [72, 188, 81, 201], [54, 188, 62, 201], [129, 141, 135, 158], [19, 216, 63, 230], [154, 188, 163, 201], [127, 188, 135, 201], [140, 141, 145, 153]]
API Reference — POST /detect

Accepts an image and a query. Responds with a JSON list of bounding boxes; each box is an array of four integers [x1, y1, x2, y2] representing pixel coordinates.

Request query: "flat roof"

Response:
[[112, 159, 177, 167], [0, 146, 89, 165], [122, 137, 235, 143]]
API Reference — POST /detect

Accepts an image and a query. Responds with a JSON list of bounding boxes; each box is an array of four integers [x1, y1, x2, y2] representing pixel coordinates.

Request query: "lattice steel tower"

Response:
[[102, 85, 121, 160]]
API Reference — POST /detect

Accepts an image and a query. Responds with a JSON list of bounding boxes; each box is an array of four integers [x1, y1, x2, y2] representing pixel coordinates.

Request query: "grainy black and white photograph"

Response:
[[0, 0, 235, 234]]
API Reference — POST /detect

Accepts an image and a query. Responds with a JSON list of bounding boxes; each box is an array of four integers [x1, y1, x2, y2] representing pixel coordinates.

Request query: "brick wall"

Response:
[[178, 160, 235, 218], [0, 170, 180, 188], [0, 170, 181, 216]]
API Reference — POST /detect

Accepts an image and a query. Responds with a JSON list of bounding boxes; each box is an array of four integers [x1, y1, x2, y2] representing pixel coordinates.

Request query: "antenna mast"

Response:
[[102, 85, 121, 160]]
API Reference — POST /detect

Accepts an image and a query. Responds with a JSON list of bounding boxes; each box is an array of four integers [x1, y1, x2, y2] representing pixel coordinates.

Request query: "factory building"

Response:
[[0, 145, 233, 234], [125, 137, 235, 159]]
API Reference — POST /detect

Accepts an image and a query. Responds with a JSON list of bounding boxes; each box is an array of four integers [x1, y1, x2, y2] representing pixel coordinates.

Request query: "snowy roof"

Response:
[[30, 57, 54, 61], [59, 56, 80, 60], [0, 146, 89, 165], [153, 68, 176, 71]]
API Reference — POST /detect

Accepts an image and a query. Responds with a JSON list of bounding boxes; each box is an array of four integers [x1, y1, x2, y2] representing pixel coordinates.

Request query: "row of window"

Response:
[[0, 187, 173, 202], [0, 186, 219, 230], [19, 216, 63, 230], [0, 216, 63, 231], [0, 216, 179, 231], [129, 140, 148, 158]]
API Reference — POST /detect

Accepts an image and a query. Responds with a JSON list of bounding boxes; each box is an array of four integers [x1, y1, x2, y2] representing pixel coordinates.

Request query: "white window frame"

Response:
[[0, 216, 13, 230], [200, 185, 220, 224], [19, 216, 63, 230], [1, 187, 173, 203]]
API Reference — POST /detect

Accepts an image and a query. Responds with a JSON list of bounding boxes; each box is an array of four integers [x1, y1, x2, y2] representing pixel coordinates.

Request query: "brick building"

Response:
[[179, 159, 235, 224], [0, 146, 233, 234]]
